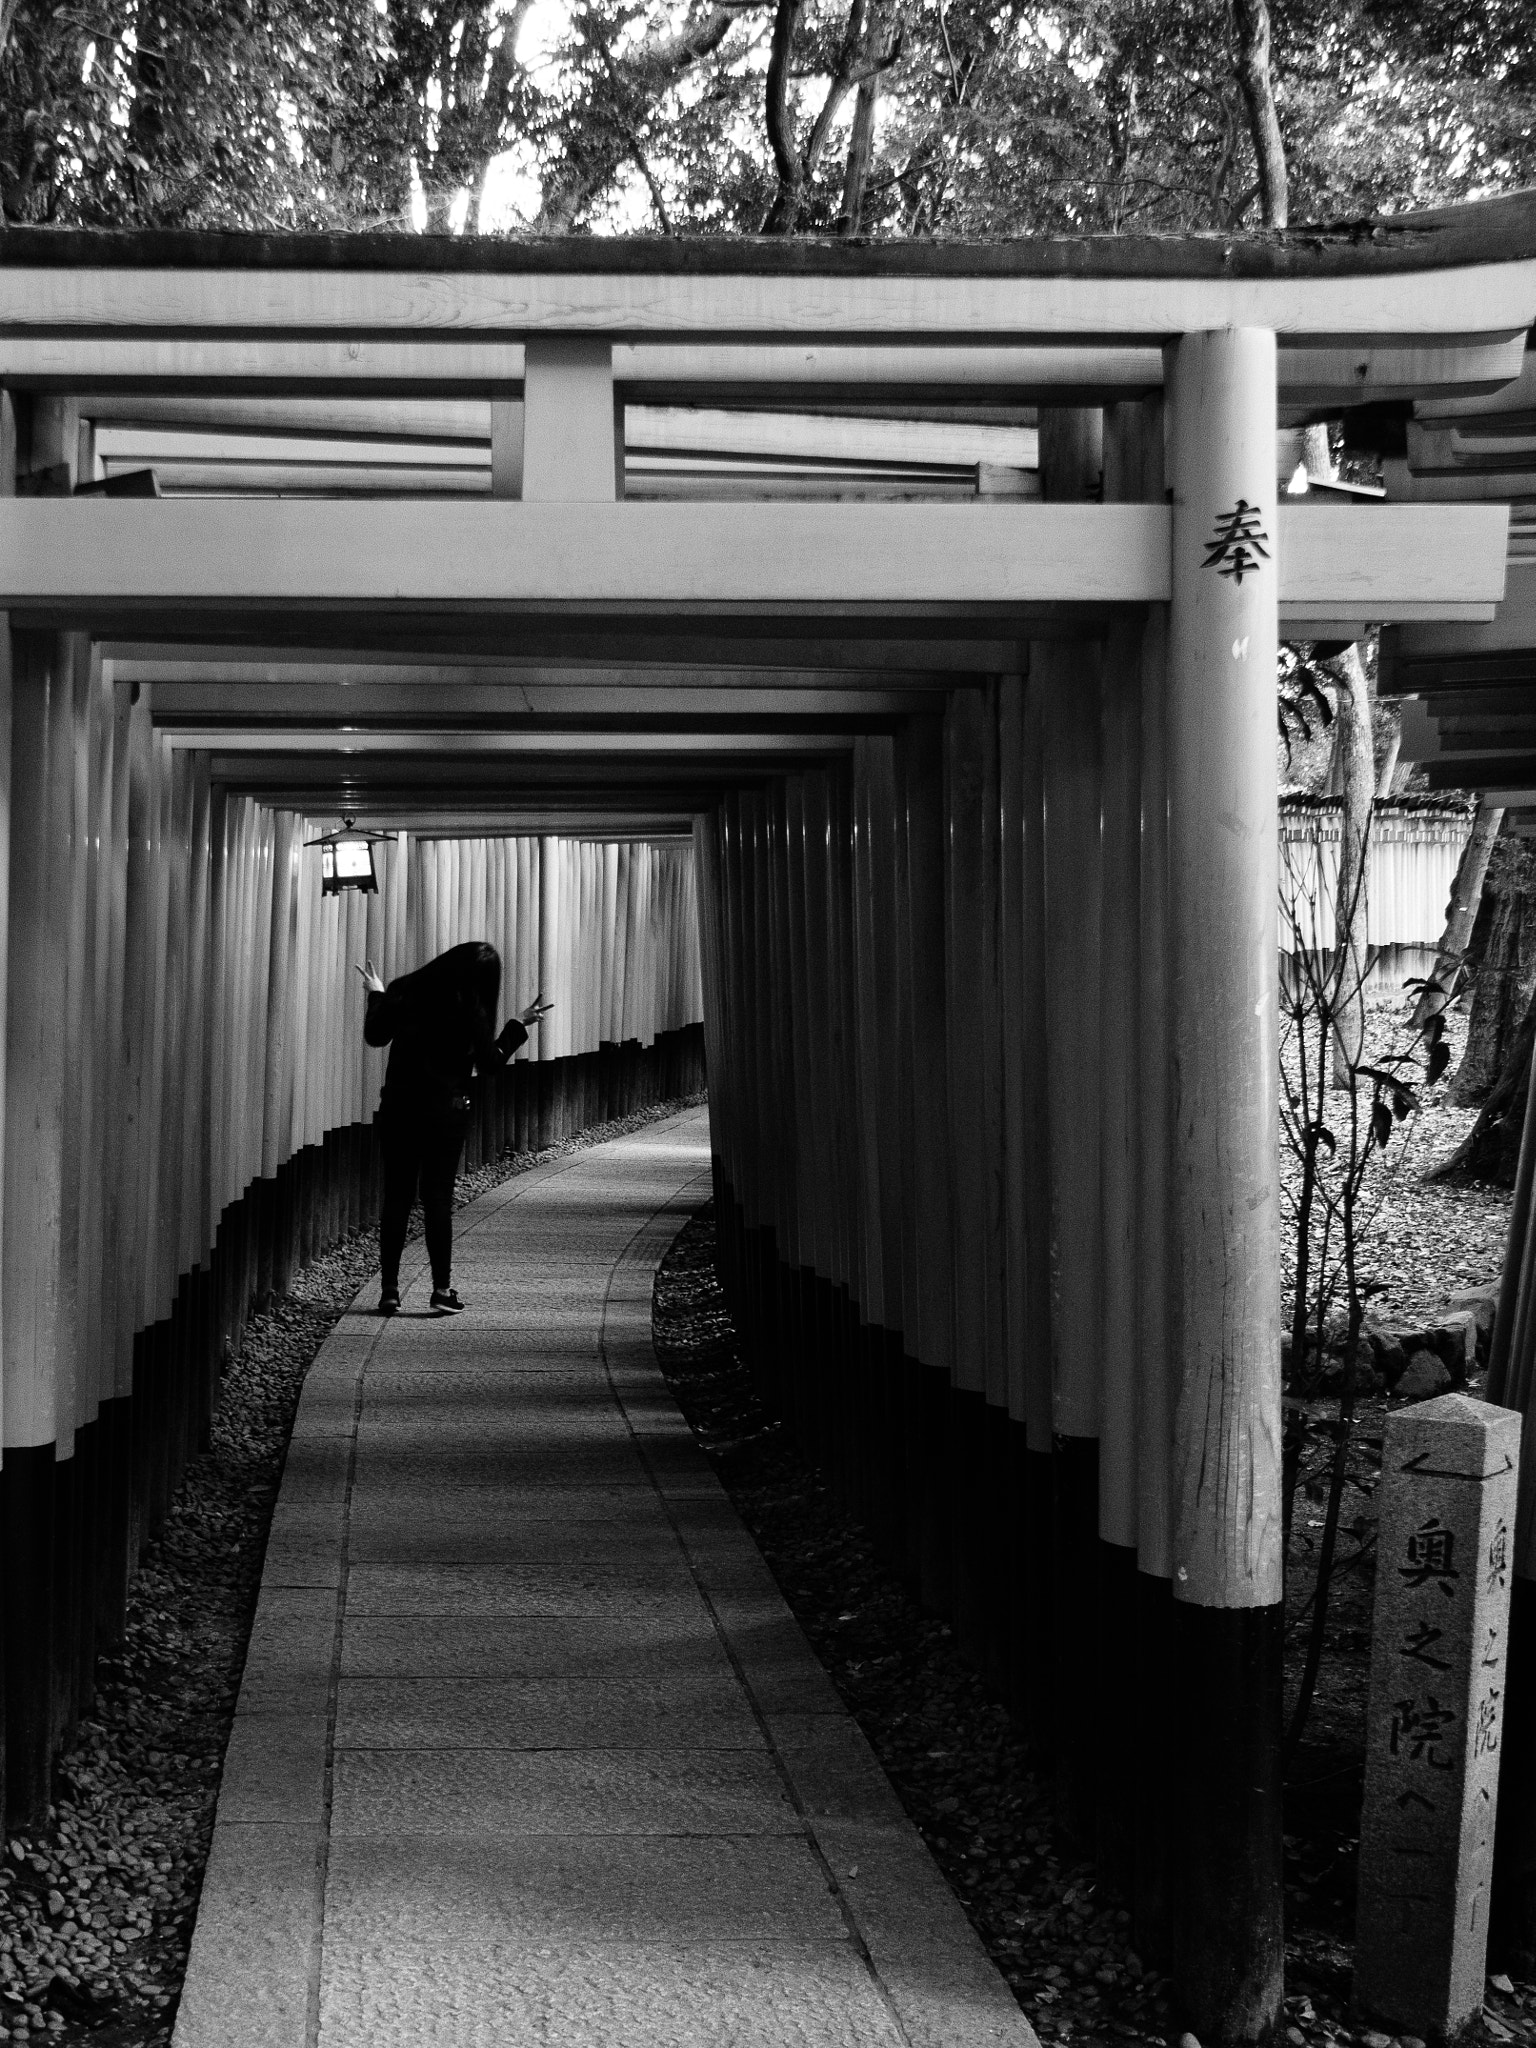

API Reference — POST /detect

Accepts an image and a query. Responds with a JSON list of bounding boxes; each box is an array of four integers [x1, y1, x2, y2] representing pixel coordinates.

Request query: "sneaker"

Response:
[[430, 1288, 465, 1316], [379, 1289, 400, 1316]]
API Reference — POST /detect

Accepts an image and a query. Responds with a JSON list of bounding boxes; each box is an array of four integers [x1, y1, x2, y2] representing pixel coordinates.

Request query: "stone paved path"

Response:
[[174, 1109, 1036, 2048]]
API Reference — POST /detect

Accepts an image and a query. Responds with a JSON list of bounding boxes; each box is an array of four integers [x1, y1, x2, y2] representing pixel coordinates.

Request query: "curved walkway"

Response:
[[174, 1109, 1036, 2048]]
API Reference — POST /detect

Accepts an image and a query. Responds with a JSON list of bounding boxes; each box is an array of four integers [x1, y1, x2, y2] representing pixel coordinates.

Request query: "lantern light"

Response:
[[307, 817, 384, 897]]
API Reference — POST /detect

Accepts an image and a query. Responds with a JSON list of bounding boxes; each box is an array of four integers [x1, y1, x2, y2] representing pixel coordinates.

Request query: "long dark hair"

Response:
[[392, 941, 502, 1036]]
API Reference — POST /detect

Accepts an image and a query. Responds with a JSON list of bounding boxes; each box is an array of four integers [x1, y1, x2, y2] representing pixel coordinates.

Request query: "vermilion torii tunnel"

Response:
[[0, 195, 1531, 2045]]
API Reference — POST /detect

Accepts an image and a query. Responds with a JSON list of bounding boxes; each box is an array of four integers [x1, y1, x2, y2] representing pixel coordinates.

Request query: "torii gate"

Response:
[[0, 199, 1530, 2047]]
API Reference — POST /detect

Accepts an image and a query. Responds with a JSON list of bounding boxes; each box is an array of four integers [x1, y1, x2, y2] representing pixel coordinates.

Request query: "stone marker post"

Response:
[[1357, 1393, 1521, 2043]]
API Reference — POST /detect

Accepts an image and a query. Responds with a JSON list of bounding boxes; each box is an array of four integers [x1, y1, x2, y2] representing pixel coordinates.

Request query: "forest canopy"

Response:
[[0, 0, 1532, 238]]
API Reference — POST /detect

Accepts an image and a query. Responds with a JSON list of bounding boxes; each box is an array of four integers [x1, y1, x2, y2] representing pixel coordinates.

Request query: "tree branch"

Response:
[[628, 136, 673, 233], [802, 0, 866, 173], [647, 2, 763, 72], [1231, 0, 1288, 228], [836, 0, 897, 234], [936, 0, 965, 104], [761, 0, 806, 230]]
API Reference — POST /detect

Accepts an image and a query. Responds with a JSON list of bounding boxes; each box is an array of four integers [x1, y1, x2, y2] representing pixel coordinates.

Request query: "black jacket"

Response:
[[364, 943, 527, 1120]]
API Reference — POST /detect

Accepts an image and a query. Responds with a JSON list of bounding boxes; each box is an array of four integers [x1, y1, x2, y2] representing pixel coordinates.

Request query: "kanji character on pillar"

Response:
[[1400, 1517, 1460, 1598], [1389, 1696, 1458, 1769]]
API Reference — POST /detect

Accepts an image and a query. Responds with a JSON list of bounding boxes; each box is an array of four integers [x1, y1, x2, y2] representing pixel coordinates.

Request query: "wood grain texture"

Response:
[[0, 238, 1530, 341], [5, 337, 1519, 412], [1136, 605, 1174, 1582], [4, 638, 66, 1448], [1098, 616, 1141, 1549], [1165, 328, 1283, 1612], [522, 341, 617, 504], [0, 502, 1507, 622]]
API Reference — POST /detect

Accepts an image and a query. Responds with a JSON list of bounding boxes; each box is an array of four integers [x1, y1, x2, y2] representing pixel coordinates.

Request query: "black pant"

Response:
[[379, 1103, 469, 1293]]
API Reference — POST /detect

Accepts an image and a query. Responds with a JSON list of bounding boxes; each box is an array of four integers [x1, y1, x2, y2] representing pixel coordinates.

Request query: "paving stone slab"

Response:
[[358, 1383, 621, 1417], [355, 1369, 612, 1402], [335, 1672, 763, 1750], [689, 1547, 785, 1598], [877, 1955, 1042, 2048], [344, 1487, 670, 1538], [239, 1589, 339, 1713], [351, 1429, 638, 1472], [653, 1466, 732, 1500], [172, 1823, 323, 2048], [301, 1320, 378, 1370], [318, 1935, 904, 2048], [330, 1745, 801, 1837], [367, 1330, 602, 1364], [262, 1505, 348, 1590], [677, 1532, 785, 1586], [344, 1560, 702, 1617], [279, 1435, 352, 1505], [669, 1497, 764, 1543], [619, 1391, 692, 1423], [807, 1817, 1002, 1964], [346, 1447, 652, 1490], [290, 1385, 360, 1436], [324, 1833, 844, 1944], [774, 1731, 910, 1827], [340, 1612, 733, 1681], [217, 1712, 329, 1825], [353, 1432, 641, 1476], [708, 1593, 848, 1716], [344, 1512, 689, 1566]]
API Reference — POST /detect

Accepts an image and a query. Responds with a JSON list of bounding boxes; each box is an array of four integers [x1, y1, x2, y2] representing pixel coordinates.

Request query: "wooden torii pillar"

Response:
[[1165, 328, 1284, 2042]]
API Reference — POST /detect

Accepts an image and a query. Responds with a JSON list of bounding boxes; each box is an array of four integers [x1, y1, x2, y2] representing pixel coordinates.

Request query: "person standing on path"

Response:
[[359, 941, 552, 1316]]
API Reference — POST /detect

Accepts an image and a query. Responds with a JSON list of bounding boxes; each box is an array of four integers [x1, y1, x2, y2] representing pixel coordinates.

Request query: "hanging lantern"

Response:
[[309, 818, 383, 897]]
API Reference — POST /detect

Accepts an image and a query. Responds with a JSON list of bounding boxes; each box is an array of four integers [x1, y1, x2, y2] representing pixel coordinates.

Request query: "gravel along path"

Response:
[[0, 1095, 703, 2048]]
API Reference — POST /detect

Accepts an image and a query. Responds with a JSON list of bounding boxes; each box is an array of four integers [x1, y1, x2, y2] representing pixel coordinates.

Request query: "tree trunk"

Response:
[[1411, 799, 1505, 1031], [840, 74, 878, 233], [1231, 0, 1288, 229], [1330, 645, 1374, 1087], [1375, 702, 1401, 796], [1448, 839, 1536, 1107], [1428, 979, 1536, 1187], [761, 0, 807, 232]]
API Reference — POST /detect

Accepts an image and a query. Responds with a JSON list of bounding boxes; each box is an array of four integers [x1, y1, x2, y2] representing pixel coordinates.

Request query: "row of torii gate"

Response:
[[0, 198, 1534, 2045]]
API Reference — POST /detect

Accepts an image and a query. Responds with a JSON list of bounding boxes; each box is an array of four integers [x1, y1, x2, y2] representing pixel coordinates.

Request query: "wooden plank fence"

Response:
[[1279, 798, 1473, 966]]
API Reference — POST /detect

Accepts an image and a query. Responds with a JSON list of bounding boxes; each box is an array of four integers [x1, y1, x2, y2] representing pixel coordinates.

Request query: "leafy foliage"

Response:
[[0, 0, 1531, 234], [0, 0, 391, 226]]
